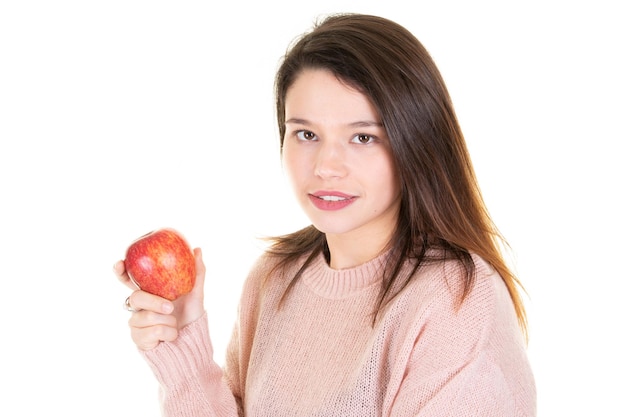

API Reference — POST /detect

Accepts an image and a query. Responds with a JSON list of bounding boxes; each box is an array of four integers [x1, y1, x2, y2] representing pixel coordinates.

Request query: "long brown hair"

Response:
[[269, 13, 528, 336]]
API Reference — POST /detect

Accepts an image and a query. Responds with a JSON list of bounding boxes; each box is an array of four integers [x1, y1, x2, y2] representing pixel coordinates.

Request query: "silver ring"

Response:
[[124, 296, 137, 312]]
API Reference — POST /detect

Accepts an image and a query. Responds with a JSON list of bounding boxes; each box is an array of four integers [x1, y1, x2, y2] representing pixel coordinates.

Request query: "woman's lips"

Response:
[[308, 191, 357, 211]]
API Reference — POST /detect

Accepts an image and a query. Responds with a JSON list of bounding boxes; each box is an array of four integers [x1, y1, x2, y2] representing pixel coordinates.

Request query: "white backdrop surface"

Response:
[[1, 1, 623, 416]]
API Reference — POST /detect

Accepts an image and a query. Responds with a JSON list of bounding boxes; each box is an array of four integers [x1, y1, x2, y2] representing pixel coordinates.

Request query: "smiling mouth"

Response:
[[317, 195, 349, 201], [308, 192, 357, 211]]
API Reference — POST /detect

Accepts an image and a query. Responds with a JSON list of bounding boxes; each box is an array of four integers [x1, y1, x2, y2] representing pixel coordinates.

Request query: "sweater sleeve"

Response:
[[388, 260, 536, 417], [141, 312, 240, 417]]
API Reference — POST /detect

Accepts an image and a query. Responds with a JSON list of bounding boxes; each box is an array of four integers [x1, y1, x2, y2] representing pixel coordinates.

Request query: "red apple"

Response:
[[124, 228, 196, 301]]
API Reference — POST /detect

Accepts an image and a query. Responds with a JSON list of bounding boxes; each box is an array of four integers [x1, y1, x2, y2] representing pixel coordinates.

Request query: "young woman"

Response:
[[116, 13, 536, 416]]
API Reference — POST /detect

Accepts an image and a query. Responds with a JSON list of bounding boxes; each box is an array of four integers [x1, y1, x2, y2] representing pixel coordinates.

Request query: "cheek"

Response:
[[281, 145, 305, 186], [373, 156, 400, 199]]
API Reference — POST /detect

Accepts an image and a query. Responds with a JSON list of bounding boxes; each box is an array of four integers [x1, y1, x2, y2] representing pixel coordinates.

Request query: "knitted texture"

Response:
[[143, 251, 536, 416]]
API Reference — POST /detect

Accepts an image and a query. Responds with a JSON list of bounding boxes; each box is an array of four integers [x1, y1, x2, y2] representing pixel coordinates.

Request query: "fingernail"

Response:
[[162, 303, 173, 314]]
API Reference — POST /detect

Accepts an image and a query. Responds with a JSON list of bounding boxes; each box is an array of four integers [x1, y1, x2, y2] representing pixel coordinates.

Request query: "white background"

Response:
[[1, 1, 624, 416]]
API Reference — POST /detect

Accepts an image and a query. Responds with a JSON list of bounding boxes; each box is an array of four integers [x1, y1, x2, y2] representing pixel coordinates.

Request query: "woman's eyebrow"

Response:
[[284, 118, 310, 125], [348, 120, 383, 128], [285, 118, 383, 127]]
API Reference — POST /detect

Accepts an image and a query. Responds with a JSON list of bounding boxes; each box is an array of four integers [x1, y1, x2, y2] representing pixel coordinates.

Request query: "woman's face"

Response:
[[282, 69, 401, 250]]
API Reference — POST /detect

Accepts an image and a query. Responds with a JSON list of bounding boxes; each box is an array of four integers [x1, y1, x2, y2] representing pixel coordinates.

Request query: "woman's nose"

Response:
[[314, 141, 347, 179]]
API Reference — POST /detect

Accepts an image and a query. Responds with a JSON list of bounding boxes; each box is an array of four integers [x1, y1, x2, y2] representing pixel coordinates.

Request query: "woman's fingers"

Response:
[[128, 310, 179, 351], [127, 290, 174, 315], [125, 290, 177, 351], [113, 260, 137, 290]]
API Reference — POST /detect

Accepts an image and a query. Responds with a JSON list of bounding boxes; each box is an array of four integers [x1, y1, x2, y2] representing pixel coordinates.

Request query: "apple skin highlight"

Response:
[[124, 228, 196, 301]]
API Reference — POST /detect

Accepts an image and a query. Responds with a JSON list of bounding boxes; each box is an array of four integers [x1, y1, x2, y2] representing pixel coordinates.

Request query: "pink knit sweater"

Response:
[[142, 250, 536, 416]]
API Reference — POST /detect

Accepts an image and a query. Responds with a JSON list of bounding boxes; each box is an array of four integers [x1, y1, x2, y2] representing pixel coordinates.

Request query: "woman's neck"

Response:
[[325, 229, 393, 270]]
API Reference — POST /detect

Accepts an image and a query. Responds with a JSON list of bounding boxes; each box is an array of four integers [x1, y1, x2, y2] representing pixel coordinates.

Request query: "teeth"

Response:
[[319, 195, 347, 201]]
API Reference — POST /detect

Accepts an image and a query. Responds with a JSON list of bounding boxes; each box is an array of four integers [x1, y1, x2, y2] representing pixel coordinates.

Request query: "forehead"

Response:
[[285, 69, 380, 124]]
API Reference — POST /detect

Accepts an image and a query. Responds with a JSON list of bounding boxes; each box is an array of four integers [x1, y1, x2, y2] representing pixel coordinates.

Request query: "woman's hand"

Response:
[[114, 247, 206, 351]]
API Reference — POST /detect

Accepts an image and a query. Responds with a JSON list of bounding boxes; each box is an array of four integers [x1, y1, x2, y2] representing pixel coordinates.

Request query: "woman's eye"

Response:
[[352, 134, 375, 144], [296, 130, 317, 141]]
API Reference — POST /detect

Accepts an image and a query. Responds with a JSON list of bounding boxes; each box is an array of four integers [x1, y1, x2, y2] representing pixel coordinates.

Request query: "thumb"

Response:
[[172, 247, 206, 328], [192, 247, 206, 295]]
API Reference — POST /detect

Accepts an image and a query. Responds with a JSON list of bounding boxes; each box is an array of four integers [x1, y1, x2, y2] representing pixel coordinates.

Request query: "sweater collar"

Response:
[[301, 250, 389, 299]]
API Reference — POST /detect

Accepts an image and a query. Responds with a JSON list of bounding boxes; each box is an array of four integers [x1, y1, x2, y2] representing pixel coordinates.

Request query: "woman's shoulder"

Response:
[[396, 252, 514, 328], [421, 251, 501, 295], [382, 253, 524, 364]]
